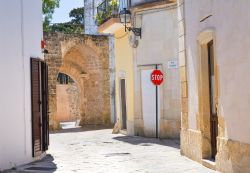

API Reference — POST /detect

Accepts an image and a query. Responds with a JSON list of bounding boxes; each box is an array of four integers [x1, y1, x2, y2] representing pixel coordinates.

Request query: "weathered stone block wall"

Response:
[[216, 138, 250, 173], [44, 32, 111, 129]]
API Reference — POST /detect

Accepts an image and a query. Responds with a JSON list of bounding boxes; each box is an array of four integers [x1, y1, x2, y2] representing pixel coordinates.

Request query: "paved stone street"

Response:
[[7, 128, 218, 173]]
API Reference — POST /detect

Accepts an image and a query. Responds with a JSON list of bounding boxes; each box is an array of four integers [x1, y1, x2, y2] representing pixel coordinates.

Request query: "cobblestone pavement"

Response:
[[7, 128, 218, 173]]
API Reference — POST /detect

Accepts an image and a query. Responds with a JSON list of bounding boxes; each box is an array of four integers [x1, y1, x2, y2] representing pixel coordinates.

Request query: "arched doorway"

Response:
[[44, 33, 112, 130], [55, 73, 81, 128]]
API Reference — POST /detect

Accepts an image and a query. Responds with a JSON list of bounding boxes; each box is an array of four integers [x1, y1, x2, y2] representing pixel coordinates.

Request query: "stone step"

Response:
[[202, 158, 216, 170]]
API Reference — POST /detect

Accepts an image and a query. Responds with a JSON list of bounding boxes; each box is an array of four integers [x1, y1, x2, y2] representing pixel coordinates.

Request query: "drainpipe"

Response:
[[20, 0, 27, 155]]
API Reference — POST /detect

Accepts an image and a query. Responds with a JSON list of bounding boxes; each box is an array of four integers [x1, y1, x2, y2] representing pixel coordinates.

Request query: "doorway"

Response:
[[208, 41, 218, 159], [120, 79, 127, 130], [140, 65, 160, 138], [56, 73, 81, 128]]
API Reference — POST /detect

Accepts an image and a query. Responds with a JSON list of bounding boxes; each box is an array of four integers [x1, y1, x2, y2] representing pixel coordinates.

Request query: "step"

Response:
[[202, 158, 216, 170], [120, 130, 127, 135]]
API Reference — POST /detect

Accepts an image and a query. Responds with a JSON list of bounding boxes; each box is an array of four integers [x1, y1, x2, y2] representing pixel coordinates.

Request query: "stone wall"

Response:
[[44, 32, 111, 129], [216, 138, 250, 173]]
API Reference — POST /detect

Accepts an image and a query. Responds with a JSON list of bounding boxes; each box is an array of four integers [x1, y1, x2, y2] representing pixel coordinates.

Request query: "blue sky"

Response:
[[52, 0, 84, 23]]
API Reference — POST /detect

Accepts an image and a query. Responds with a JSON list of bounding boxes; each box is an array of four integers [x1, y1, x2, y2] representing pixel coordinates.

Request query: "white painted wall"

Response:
[[134, 5, 181, 137], [184, 0, 250, 144], [84, 0, 103, 35], [0, 0, 43, 170]]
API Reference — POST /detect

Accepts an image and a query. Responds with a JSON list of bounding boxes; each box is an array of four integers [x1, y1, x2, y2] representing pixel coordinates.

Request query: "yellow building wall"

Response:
[[114, 28, 134, 135]]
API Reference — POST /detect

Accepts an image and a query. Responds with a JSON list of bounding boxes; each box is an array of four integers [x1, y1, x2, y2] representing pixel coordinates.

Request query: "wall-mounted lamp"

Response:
[[119, 8, 141, 38]]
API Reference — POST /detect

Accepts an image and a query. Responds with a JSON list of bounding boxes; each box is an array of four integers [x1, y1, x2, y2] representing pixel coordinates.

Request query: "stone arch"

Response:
[[44, 33, 111, 129]]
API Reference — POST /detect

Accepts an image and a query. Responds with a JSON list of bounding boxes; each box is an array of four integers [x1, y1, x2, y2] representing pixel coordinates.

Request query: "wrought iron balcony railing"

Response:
[[96, 0, 165, 26], [96, 0, 119, 26]]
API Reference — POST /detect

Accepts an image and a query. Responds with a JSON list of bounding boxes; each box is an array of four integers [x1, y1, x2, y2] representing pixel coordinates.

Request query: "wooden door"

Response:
[[208, 41, 218, 159], [31, 58, 42, 157], [41, 61, 49, 151], [120, 79, 127, 129], [31, 58, 49, 157]]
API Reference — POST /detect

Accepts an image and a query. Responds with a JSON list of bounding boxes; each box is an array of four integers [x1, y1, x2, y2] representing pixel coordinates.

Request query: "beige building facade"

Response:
[[178, 0, 250, 172], [97, 0, 181, 139], [132, 1, 181, 139], [98, 24, 134, 135]]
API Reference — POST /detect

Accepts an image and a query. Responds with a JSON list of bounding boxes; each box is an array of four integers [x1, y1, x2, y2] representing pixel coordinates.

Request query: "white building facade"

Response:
[[0, 0, 48, 170], [84, 0, 103, 35]]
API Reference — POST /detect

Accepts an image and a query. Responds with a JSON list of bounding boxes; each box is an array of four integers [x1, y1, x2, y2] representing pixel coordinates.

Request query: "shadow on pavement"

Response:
[[113, 135, 180, 149], [3, 154, 57, 173], [50, 125, 114, 134]]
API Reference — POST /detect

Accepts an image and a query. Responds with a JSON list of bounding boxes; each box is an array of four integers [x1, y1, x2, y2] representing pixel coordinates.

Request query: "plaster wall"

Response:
[[184, 0, 250, 144], [114, 28, 134, 135], [134, 5, 181, 138], [0, 0, 43, 170]]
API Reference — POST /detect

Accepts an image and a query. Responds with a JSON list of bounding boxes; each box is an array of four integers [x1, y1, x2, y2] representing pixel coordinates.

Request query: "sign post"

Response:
[[151, 69, 164, 138]]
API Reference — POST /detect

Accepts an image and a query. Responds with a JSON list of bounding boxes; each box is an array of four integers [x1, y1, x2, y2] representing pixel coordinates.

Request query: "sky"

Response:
[[52, 0, 84, 23]]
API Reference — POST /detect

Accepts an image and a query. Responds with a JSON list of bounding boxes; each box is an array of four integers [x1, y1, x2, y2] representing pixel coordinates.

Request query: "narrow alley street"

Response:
[[7, 127, 217, 173]]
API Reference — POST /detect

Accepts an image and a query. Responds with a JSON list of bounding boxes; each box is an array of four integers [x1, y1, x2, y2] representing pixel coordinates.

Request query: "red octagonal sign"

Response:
[[151, 70, 164, 86]]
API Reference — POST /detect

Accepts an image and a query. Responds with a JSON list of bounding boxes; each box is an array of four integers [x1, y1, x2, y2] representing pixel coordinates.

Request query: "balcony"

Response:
[[96, 0, 176, 33], [97, 0, 129, 33], [131, 0, 165, 6]]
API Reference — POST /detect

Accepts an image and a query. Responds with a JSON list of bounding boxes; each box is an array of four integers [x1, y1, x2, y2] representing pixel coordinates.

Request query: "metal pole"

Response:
[[155, 65, 158, 138]]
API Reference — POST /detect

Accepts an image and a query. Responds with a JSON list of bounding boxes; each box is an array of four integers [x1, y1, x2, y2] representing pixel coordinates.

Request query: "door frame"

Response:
[[137, 64, 163, 138], [197, 29, 219, 159]]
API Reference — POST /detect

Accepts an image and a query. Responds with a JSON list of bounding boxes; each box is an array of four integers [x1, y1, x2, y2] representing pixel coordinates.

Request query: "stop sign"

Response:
[[151, 70, 164, 85]]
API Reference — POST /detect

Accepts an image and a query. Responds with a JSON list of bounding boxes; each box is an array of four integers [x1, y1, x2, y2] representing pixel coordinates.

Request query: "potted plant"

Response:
[[109, 0, 119, 16]]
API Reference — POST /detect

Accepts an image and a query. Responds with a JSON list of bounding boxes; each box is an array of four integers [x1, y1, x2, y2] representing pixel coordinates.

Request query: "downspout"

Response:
[[20, 0, 27, 154]]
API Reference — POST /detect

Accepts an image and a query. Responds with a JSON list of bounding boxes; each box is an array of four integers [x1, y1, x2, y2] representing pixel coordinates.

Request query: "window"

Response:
[[57, 73, 75, 85]]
